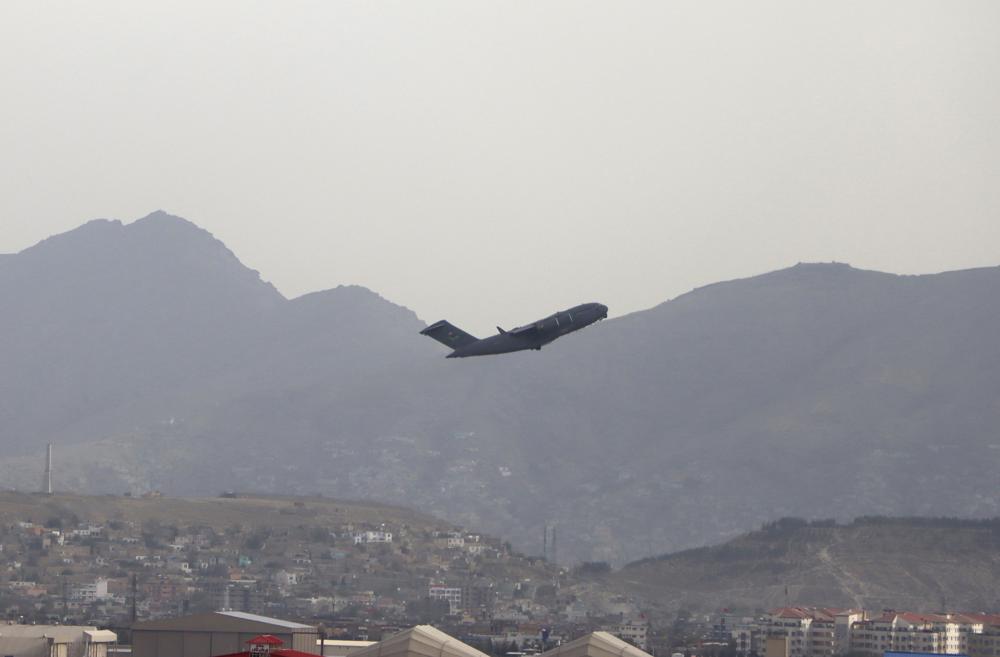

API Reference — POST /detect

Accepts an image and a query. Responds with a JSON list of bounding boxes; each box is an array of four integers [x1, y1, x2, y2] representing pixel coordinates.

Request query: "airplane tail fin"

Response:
[[420, 320, 479, 350]]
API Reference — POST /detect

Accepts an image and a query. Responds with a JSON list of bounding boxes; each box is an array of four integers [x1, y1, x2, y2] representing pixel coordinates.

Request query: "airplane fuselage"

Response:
[[420, 303, 608, 358]]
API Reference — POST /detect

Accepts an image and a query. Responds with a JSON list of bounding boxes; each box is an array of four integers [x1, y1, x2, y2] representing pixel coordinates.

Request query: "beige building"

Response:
[[538, 630, 653, 657], [761, 608, 860, 657], [834, 611, 865, 654], [849, 612, 980, 657], [131, 611, 318, 657], [318, 640, 376, 657], [742, 608, 1000, 657], [348, 625, 488, 657], [0, 625, 116, 657], [611, 620, 649, 651]]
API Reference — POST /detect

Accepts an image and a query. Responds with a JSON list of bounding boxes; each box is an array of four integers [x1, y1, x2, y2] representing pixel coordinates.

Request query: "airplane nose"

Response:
[[597, 304, 608, 318]]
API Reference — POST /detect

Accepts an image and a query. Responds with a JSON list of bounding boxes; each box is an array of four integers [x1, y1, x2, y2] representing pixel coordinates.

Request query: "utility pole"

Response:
[[131, 574, 138, 624]]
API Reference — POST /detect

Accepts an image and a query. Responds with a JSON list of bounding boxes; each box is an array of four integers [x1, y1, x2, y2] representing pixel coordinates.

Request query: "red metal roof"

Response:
[[770, 606, 850, 621], [214, 650, 318, 657], [249, 635, 285, 646]]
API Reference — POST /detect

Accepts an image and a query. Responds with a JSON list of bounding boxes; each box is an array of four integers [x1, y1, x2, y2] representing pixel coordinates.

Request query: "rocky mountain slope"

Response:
[[2, 212, 999, 563], [608, 517, 1000, 615]]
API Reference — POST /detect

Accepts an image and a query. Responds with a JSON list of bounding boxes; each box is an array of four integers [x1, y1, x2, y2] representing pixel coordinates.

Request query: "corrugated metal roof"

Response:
[[132, 611, 317, 632], [218, 611, 315, 630]]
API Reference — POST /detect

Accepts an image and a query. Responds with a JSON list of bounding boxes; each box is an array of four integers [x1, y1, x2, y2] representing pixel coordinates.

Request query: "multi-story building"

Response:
[[835, 611, 866, 654], [461, 583, 496, 617], [613, 618, 649, 650], [761, 608, 856, 657], [730, 619, 760, 656], [209, 581, 264, 613], [968, 615, 1000, 657], [72, 578, 109, 602], [354, 531, 393, 545], [429, 585, 462, 614], [849, 612, 981, 657], [744, 608, 1000, 657], [0, 625, 117, 657]]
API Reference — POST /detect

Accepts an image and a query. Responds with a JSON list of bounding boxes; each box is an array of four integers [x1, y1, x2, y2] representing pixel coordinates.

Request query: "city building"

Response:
[[538, 630, 653, 657], [132, 611, 318, 657], [0, 625, 117, 657], [612, 619, 649, 650], [760, 607, 854, 657], [317, 640, 376, 657], [72, 579, 109, 603], [353, 531, 392, 545], [428, 586, 463, 614], [967, 615, 1000, 657], [850, 613, 977, 657], [348, 625, 489, 657]]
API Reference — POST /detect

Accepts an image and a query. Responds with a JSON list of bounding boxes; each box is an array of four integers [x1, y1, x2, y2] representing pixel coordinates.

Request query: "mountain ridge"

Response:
[[607, 516, 1000, 615], [2, 212, 998, 563]]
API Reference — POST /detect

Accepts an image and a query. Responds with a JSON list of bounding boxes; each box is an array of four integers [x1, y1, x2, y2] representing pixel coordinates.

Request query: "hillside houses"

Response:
[[0, 507, 590, 631]]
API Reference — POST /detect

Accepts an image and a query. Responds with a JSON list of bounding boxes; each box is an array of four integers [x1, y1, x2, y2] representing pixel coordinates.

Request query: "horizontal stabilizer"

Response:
[[420, 320, 479, 350]]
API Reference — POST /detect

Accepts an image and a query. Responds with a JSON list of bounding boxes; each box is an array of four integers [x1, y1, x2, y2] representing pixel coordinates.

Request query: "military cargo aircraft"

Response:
[[420, 302, 608, 358]]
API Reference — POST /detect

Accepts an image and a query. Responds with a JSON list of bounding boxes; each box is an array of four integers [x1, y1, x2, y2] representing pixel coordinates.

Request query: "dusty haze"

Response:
[[2, 1, 999, 333]]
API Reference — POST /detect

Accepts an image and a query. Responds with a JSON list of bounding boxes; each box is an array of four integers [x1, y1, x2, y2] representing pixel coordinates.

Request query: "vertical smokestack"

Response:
[[44, 443, 52, 495], [543, 525, 547, 561], [551, 526, 557, 564]]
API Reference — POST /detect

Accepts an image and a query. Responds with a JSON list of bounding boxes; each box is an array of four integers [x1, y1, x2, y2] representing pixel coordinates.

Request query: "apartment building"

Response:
[[71, 579, 109, 603], [760, 608, 859, 657], [967, 616, 1000, 657], [613, 618, 649, 650], [850, 612, 981, 657], [738, 608, 1000, 657], [429, 585, 462, 614]]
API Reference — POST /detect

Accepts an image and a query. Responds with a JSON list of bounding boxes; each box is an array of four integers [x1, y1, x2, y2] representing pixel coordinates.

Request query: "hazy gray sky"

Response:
[[2, 1, 999, 333]]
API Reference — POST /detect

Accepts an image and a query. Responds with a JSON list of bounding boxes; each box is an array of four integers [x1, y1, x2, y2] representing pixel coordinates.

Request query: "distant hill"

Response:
[[609, 517, 1000, 615], [2, 212, 999, 563], [0, 491, 444, 534]]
